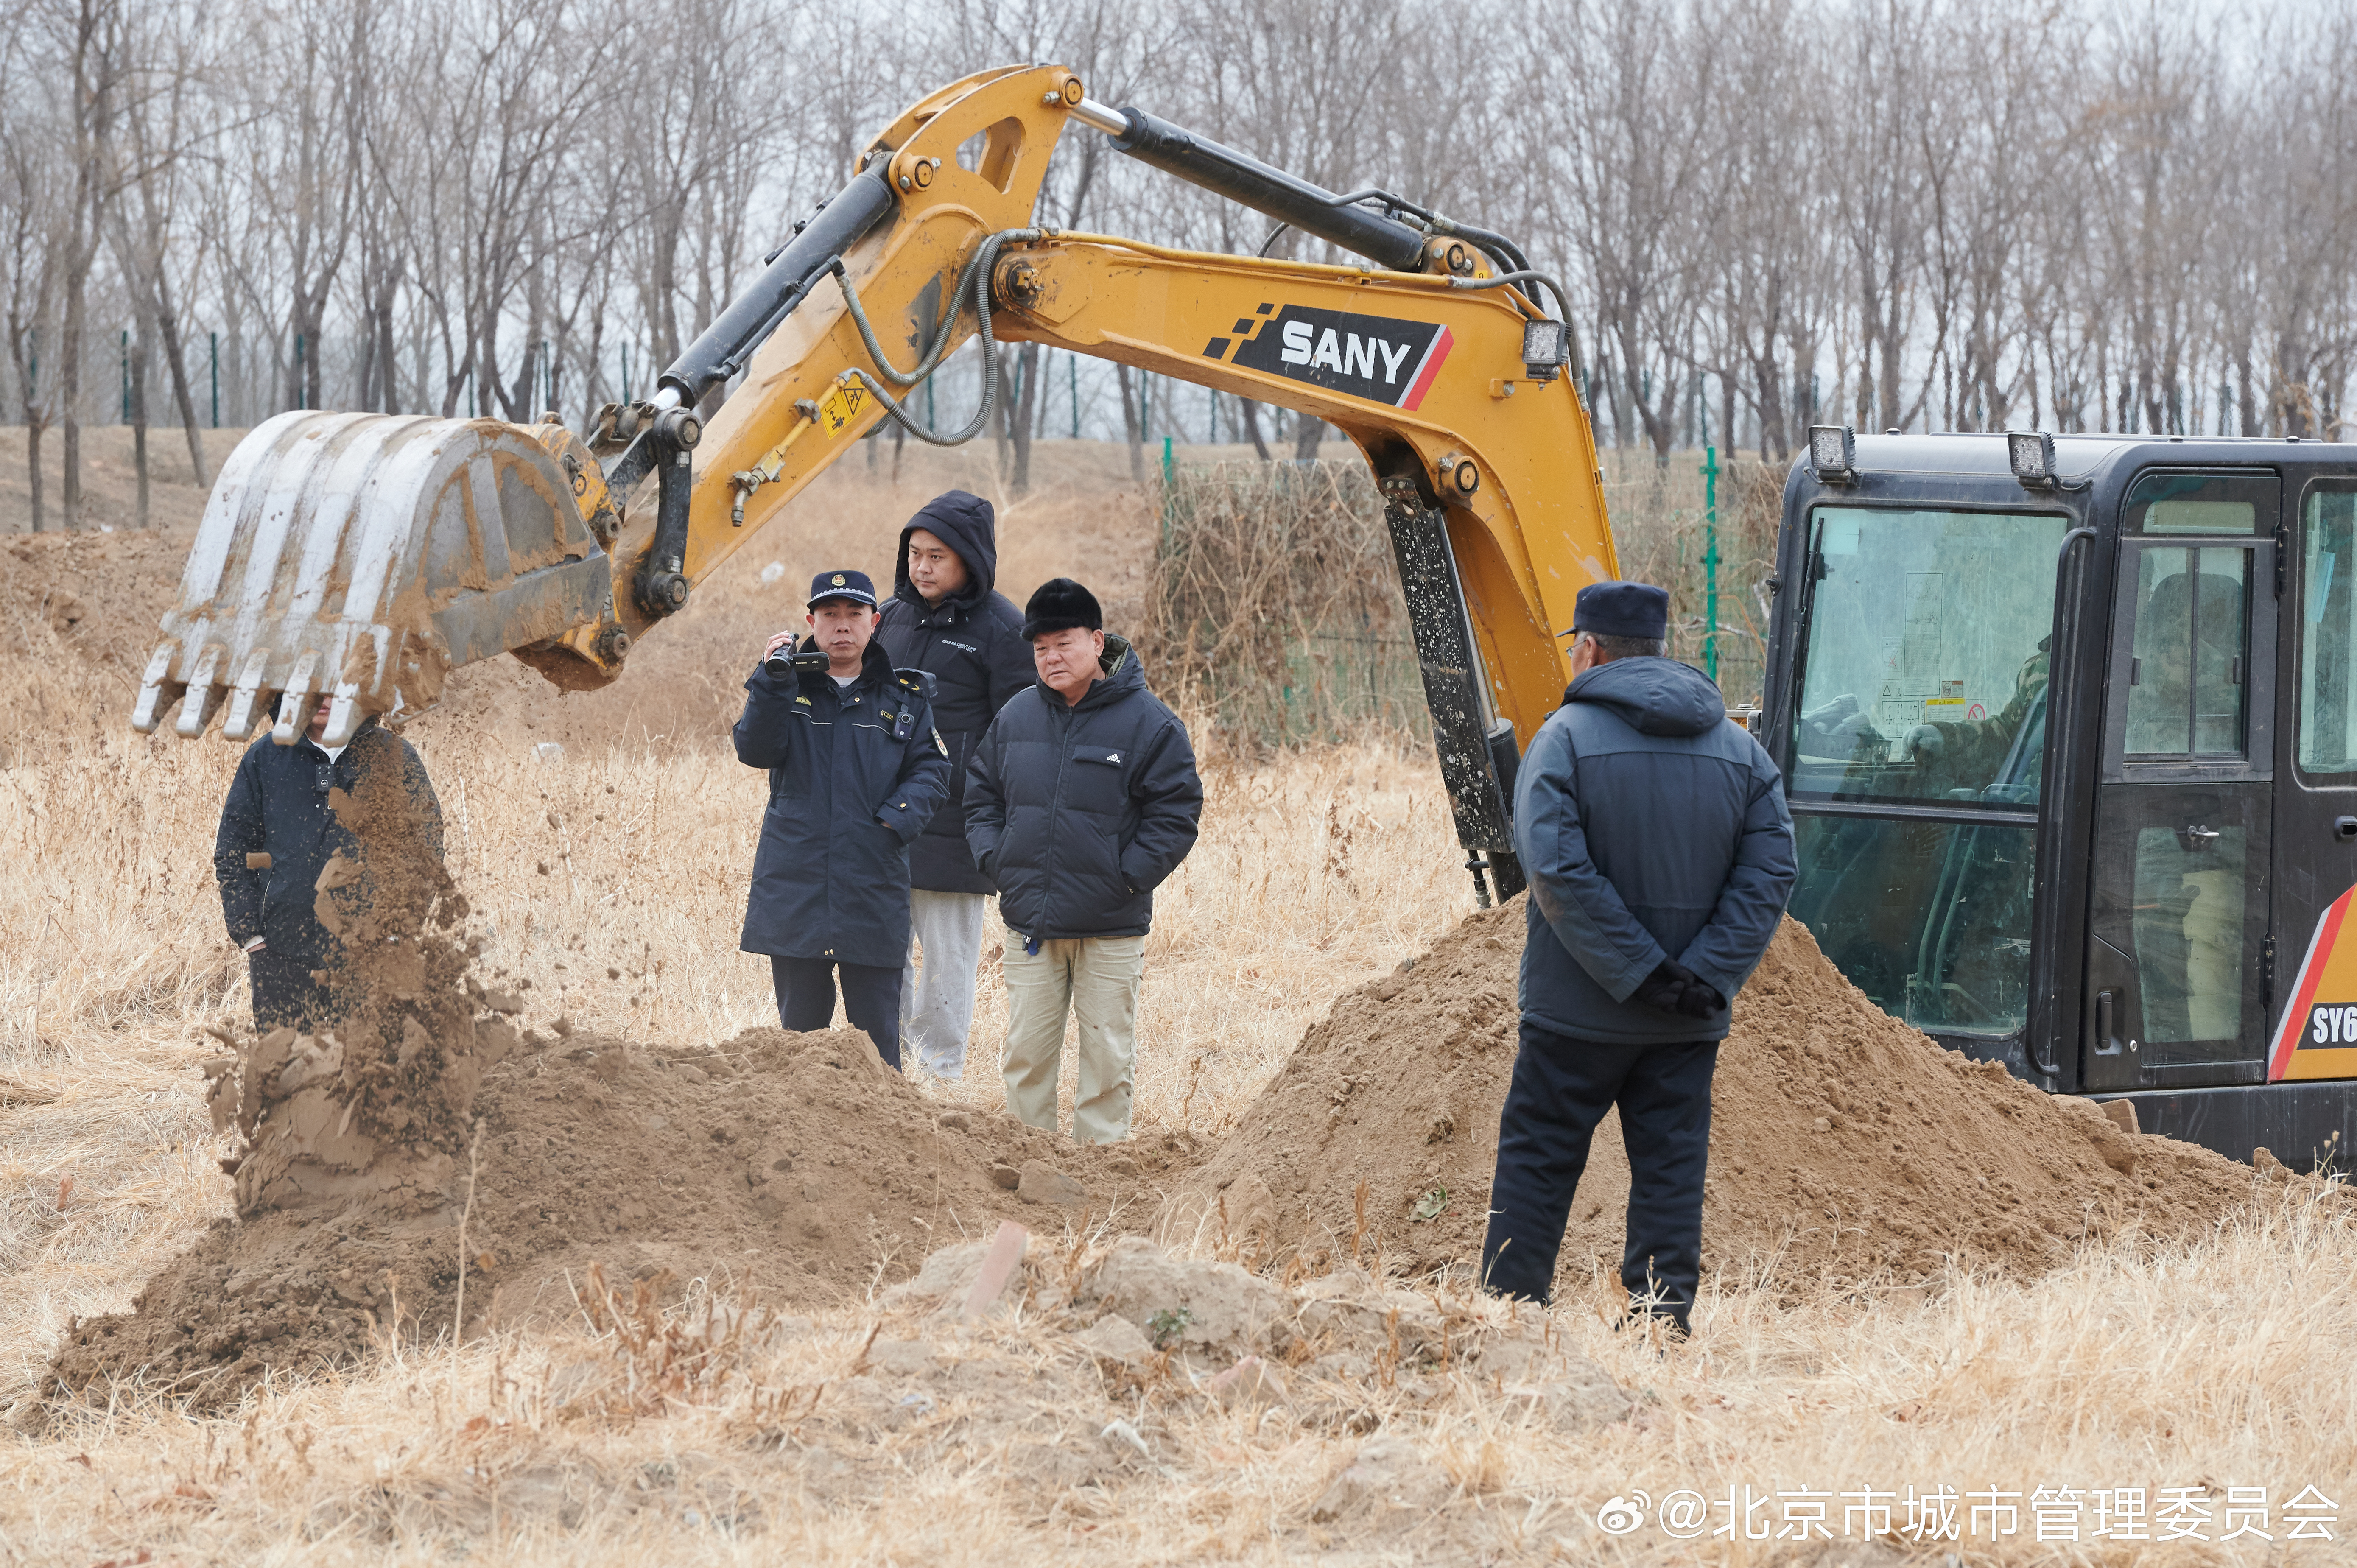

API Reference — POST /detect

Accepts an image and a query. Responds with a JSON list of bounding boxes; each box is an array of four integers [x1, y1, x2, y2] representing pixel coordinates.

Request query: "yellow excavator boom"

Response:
[[134, 62, 1619, 902]]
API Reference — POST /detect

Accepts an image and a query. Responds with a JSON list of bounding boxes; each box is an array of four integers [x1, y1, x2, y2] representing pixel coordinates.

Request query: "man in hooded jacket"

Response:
[[876, 489, 1034, 1079], [1481, 581, 1795, 1334], [965, 579, 1202, 1142]]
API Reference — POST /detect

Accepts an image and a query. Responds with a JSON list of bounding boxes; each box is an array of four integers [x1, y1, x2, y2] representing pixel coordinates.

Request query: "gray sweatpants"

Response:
[[900, 889, 988, 1079]]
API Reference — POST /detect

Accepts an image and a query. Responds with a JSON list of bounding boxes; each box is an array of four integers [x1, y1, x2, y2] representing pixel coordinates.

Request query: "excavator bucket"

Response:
[[134, 411, 614, 747]]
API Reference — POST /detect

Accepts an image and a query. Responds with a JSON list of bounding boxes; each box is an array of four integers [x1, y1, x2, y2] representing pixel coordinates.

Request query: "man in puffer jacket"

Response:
[[1481, 581, 1795, 1335], [876, 489, 1034, 1080], [964, 579, 1202, 1142]]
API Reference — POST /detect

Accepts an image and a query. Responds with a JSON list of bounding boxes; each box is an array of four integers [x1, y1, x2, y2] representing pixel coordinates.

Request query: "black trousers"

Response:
[[249, 948, 333, 1034], [770, 956, 902, 1070], [1481, 1020, 1718, 1325]]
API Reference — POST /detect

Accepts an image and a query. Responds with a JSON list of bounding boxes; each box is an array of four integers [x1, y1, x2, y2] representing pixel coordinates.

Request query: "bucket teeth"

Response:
[[175, 645, 227, 738], [320, 685, 363, 748], [138, 411, 615, 744], [220, 650, 274, 741], [131, 640, 181, 734], [271, 651, 322, 746]]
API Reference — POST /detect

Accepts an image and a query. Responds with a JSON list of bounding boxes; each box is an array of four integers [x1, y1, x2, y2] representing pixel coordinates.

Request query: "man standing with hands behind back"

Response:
[[965, 579, 1202, 1143], [1482, 581, 1794, 1336], [735, 570, 952, 1070], [877, 490, 1034, 1081]]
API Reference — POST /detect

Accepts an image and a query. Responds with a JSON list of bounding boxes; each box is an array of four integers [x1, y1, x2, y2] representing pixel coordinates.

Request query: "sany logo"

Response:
[[1278, 319, 1415, 383], [1208, 303, 1453, 411]]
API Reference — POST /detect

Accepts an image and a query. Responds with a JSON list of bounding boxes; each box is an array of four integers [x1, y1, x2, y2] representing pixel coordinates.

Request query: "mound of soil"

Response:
[[49, 1026, 1194, 1406], [49, 764, 1190, 1409], [1174, 900, 2281, 1295]]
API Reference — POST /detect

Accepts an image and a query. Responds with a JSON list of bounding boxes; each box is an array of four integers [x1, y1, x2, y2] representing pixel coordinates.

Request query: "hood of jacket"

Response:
[[1564, 655, 1725, 737], [893, 489, 998, 609]]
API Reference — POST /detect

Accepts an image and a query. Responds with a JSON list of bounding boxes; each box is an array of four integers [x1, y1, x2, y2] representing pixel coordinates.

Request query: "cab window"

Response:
[[1789, 508, 2069, 806], [2300, 483, 2357, 774]]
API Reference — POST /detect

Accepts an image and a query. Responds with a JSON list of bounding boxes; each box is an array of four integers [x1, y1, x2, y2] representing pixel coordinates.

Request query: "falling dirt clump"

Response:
[[1174, 901, 2304, 1297], [47, 773, 1194, 1410]]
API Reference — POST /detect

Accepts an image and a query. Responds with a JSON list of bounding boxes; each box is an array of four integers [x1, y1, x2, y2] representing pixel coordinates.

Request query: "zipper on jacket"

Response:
[[1039, 696, 1074, 924]]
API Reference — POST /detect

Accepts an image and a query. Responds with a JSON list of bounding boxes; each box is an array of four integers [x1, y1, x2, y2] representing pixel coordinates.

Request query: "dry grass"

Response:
[[6, 447, 2355, 1563]]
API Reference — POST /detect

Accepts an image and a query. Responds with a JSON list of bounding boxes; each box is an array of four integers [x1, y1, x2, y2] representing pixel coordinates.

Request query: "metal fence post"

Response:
[[1700, 442, 1721, 682]]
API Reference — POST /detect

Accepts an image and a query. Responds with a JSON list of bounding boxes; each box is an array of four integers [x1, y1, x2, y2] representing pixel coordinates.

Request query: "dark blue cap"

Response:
[[1566, 580, 1669, 641], [807, 569, 878, 609]]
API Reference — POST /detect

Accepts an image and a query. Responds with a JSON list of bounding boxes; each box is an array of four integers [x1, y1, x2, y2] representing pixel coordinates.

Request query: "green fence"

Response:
[[1141, 450, 1786, 749]]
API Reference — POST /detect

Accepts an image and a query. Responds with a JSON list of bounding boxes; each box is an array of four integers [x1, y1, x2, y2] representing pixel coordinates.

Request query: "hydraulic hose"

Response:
[[829, 229, 1043, 448]]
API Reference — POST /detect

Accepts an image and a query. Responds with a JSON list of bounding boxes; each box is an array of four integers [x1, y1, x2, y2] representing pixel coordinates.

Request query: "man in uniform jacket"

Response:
[[875, 489, 1034, 1080], [736, 568, 953, 1070], [213, 696, 445, 1032], [965, 579, 1202, 1143], [1482, 581, 1795, 1334]]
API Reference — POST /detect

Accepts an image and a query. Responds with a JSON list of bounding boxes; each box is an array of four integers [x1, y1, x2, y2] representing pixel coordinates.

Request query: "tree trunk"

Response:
[[131, 316, 150, 528], [1238, 398, 1273, 461], [1116, 363, 1143, 483], [1009, 341, 1040, 495], [24, 424, 43, 533], [1292, 411, 1322, 460], [153, 266, 207, 484]]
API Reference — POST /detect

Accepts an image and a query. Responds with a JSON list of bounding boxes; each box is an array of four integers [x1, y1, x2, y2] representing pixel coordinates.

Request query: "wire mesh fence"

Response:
[[1138, 449, 1789, 751]]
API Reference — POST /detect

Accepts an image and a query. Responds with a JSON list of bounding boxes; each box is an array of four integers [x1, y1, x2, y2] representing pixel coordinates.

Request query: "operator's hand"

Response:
[[1905, 723, 1945, 759], [763, 630, 797, 662], [1632, 959, 1702, 1015], [1802, 693, 1879, 746]]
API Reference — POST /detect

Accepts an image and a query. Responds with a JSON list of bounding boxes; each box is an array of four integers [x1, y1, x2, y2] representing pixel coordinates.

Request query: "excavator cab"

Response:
[[1763, 432, 2357, 1166]]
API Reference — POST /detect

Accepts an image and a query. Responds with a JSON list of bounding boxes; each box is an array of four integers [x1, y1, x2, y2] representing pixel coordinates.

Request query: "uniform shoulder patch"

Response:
[[895, 667, 938, 699]]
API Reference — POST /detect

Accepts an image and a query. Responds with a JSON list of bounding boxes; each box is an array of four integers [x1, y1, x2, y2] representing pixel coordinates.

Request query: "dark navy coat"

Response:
[[734, 639, 954, 966], [212, 717, 445, 968], [876, 489, 1034, 894], [1514, 656, 1795, 1044], [964, 636, 1202, 940]]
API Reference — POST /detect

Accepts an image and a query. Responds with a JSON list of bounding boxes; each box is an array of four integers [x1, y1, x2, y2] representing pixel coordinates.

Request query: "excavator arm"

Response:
[[134, 63, 1619, 903]]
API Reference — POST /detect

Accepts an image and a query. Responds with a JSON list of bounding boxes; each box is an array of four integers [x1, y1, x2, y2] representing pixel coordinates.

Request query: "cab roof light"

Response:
[[1808, 425, 1857, 484], [2007, 429, 2058, 489]]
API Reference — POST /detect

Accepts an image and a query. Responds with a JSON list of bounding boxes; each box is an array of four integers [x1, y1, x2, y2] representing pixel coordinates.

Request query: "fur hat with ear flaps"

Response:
[[1021, 577, 1103, 642]]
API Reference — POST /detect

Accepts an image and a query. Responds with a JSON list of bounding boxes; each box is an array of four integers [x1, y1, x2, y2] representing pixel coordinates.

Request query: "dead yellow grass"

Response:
[[5, 452, 2355, 1563]]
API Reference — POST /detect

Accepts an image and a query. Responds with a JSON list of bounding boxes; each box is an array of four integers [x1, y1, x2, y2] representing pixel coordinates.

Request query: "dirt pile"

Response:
[[50, 1026, 1198, 1406], [1174, 901, 2291, 1296], [48, 769, 1193, 1408]]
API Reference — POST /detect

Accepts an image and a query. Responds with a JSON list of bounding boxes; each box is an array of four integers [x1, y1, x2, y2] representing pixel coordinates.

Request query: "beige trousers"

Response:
[[1001, 933, 1146, 1143]]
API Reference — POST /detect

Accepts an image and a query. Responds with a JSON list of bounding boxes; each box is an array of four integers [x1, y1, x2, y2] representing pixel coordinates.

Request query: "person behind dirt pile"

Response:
[[1482, 581, 1795, 1336], [875, 490, 1035, 1083], [963, 578, 1203, 1143], [736, 569, 953, 1070], [212, 695, 445, 1033]]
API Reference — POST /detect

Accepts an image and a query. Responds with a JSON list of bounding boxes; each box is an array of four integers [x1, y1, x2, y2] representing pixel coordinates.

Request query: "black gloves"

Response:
[[1632, 959, 1726, 1019]]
